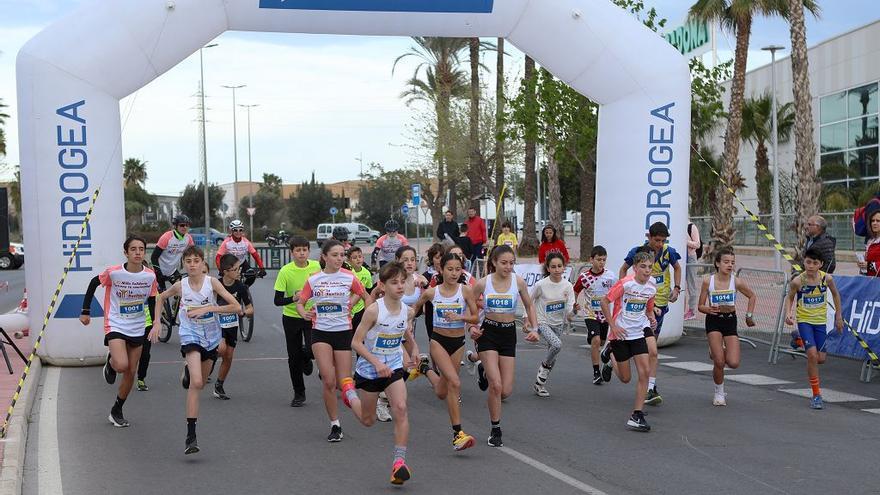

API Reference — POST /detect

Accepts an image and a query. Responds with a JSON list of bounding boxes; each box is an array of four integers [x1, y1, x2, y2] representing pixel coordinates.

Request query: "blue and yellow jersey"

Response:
[[624, 242, 681, 307], [796, 271, 828, 325]]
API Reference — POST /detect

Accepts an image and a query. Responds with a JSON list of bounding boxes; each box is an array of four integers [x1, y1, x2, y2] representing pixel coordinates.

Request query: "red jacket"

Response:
[[465, 216, 487, 245], [867, 239, 880, 276], [538, 239, 570, 264]]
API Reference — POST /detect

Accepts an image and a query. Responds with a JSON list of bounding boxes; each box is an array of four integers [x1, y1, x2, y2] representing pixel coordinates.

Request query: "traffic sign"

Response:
[[329, 207, 338, 216], [411, 183, 421, 206], [401, 204, 410, 215], [246, 207, 256, 216]]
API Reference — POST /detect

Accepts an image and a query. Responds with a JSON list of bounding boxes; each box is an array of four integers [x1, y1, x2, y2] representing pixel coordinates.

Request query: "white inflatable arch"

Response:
[[17, 0, 690, 364]]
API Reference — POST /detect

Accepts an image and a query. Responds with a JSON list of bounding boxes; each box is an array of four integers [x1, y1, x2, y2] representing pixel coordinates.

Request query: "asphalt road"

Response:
[[0, 268, 26, 313], [21, 270, 880, 495]]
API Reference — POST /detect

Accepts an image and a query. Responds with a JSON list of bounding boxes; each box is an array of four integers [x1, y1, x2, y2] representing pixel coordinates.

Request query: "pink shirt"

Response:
[[299, 269, 367, 331]]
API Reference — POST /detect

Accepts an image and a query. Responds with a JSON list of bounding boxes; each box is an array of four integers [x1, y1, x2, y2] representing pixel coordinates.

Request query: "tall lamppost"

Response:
[[199, 43, 218, 251], [239, 103, 259, 239], [762, 44, 785, 271], [222, 84, 246, 220]]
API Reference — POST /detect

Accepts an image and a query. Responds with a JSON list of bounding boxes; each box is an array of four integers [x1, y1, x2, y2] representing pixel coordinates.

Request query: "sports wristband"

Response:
[[81, 309, 90, 315], [674, 285, 681, 290], [746, 312, 754, 318]]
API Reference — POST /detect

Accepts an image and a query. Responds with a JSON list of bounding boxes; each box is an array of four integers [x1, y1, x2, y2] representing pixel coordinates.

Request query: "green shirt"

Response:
[[275, 259, 321, 318], [351, 265, 374, 315]]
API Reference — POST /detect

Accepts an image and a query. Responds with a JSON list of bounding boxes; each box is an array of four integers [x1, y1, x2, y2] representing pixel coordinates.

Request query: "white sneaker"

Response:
[[533, 383, 550, 398], [713, 393, 727, 406], [464, 350, 477, 376], [536, 363, 550, 384], [376, 395, 392, 422]]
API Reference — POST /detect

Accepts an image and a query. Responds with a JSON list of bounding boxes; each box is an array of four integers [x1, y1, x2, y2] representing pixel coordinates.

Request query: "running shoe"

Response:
[[340, 377, 355, 408], [712, 392, 727, 406], [136, 379, 149, 392], [789, 330, 803, 351], [533, 382, 550, 398], [601, 363, 613, 383], [645, 387, 662, 406], [108, 409, 130, 428], [626, 411, 650, 432], [213, 382, 230, 400], [185, 435, 199, 455], [181, 365, 190, 390], [592, 371, 603, 386], [477, 362, 489, 391], [487, 428, 503, 448], [407, 367, 422, 381], [417, 354, 431, 376], [599, 344, 612, 365], [390, 459, 411, 485], [103, 354, 117, 385], [453, 430, 475, 451], [536, 363, 550, 385], [327, 424, 343, 442], [683, 309, 696, 321], [376, 394, 392, 422], [464, 350, 477, 376], [303, 353, 314, 376], [290, 392, 305, 408], [810, 395, 824, 410]]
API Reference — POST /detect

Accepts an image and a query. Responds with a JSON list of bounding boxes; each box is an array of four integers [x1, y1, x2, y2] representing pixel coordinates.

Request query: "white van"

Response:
[[316, 223, 380, 247]]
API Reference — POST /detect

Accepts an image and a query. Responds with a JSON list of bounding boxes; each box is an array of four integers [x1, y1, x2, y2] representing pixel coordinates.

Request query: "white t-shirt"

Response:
[[375, 234, 408, 263], [531, 277, 575, 327], [299, 269, 367, 331], [155, 230, 194, 276], [606, 276, 657, 340], [99, 265, 158, 337], [575, 269, 618, 322]]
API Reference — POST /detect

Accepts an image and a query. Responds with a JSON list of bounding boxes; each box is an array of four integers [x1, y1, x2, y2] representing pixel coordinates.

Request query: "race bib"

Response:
[[802, 294, 825, 309], [654, 274, 665, 285], [188, 306, 215, 325], [119, 300, 144, 319], [624, 299, 647, 318], [503, 240, 514, 247], [316, 302, 345, 318], [709, 290, 735, 306], [590, 297, 603, 311], [374, 332, 404, 355], [434, 303, 463, 326], [218, 313, 239, 329], [486, 294, 515, 312], [545, 300, 565, 313]]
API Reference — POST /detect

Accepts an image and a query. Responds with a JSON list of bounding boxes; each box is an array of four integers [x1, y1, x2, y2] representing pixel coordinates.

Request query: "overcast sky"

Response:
[[0, 0, 876, 195]]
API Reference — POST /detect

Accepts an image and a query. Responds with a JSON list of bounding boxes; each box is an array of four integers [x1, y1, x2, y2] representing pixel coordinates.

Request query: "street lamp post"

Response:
[[762, 44, 785, 271], [239, 103, 259, 239], [199, 43, 218, 252], [222, 84, 246, 220]]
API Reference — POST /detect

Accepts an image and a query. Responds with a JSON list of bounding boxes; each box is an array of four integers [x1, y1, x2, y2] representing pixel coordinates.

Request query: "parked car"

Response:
[[0, 242, 24, 270], [189, 227, 226, 246], [316, 223, 380, 247]]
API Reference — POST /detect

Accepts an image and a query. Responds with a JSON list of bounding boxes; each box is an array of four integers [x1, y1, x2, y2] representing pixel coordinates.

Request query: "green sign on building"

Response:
[[665, 19, 710, 56]]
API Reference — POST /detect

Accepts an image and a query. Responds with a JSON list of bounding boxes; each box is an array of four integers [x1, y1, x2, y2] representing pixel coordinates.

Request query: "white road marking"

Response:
[[38, 367, 63, 495], [861, 408, 880, 414], [779, 388, 876, 402], [661, 361, 716, 372], [724, 374, 793, 386], [657, 353, 677, 360], [499, 445, 610, 495]]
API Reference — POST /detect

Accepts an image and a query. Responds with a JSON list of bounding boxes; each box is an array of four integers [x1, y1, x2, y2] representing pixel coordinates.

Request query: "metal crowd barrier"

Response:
[[256, 247, 292, 269]]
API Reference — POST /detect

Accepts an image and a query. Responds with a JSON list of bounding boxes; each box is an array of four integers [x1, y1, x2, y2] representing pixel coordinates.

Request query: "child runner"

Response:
[[496, 221, 518, 255], [573, 245, 617, 385], [213, 254, 254, 400], [783, 248, 844, 409], [531, 252, 576, 397], [80, 235, 157, 428], [274, 236, 321, 407], [340, 262, 415, 485], [619, 222, 682, 406], [347, 246, 375, 333], [412, 252, 480, 451], [421, 243, 445, 340], [471, 245, 539, 447], [599, 250, 657, 432], [150, 246, 241, 454], [697, 247, 756, 406], [297, 240, 371, 441]]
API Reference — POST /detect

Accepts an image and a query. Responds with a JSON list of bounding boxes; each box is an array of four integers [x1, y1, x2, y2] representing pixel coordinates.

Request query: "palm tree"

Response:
[[0, 98, 9, 157], [122, 157, 148, 188], [688, 0, 816, 252], [395, 37, 470, 221], [520, 55, 540, 255], [494, 38, 506, 230], [468, 38, 481, 209], [740, 93, 794, 214], [787, 0, 822, 258]]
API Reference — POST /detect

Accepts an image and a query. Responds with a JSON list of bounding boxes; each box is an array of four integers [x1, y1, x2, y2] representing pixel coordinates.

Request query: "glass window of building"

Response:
[[819, 82, 880, 185]]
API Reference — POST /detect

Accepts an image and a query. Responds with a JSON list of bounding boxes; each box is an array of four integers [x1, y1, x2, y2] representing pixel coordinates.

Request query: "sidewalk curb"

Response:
[[0, 358, 41, 495]]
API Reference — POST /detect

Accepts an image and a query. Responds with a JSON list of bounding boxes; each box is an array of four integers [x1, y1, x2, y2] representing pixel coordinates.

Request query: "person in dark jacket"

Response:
[[436, 211, 459, 243], [804, 215, 836, 273]]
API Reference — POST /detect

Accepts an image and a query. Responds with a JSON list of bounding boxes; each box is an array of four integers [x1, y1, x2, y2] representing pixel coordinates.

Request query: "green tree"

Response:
[[123, 158, 148, 188], [287, 172, 335, 230], [260, 172, 283, 196], [357, 165, 415, 230], [741, 93, 795, 214], [125, 184, 157, 229], [178, 182, 226, 227], [689, 58, 733, 218], [240, 173, 286, 231]]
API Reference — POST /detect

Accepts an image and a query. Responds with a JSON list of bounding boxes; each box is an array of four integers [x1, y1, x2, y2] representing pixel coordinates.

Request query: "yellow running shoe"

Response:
[[453, 430, 475, 451]]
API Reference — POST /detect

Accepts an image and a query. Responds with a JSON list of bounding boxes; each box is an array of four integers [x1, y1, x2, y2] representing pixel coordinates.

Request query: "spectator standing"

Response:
[[464, 207, 487, 264], [859, 209, 880, 277], [803, 215, 836, 273], [436, 211, 460, 244], [684, 221, 702, 320], [538, 225, 570, 264]]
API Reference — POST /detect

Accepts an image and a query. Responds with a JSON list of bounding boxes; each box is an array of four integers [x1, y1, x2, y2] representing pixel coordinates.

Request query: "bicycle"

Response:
[[238, 267, 264, 342], [159, 271, 183, 343]]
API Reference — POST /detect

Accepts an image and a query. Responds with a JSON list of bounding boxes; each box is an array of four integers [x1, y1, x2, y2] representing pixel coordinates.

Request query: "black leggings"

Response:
[[282, 315, 313, 394], [137, 326, 151, 381]]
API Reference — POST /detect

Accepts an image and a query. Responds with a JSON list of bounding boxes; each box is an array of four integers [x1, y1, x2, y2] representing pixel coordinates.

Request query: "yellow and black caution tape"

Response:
[[699, 157, 880, 366], [489, 184, 508, 241], [0, 188, 101, 438]]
